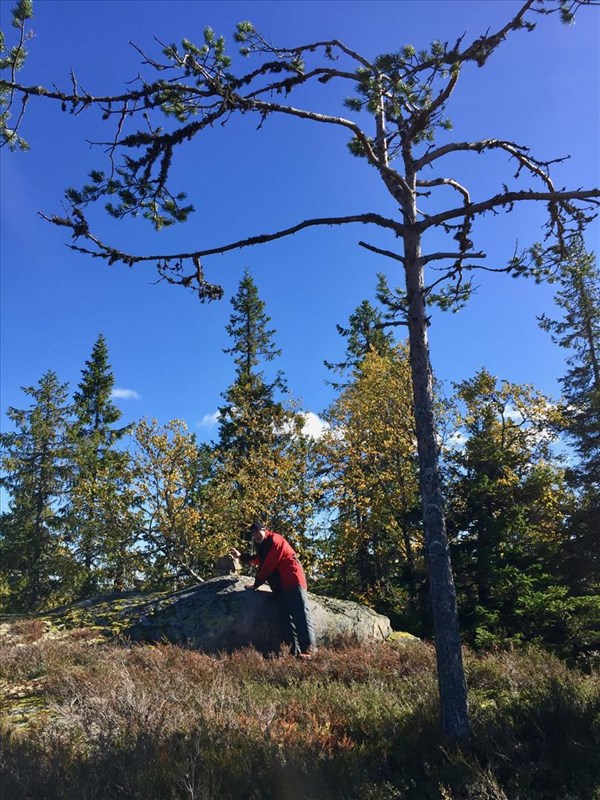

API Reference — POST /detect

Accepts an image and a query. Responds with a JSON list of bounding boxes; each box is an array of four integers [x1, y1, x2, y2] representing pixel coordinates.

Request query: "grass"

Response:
[[0, 620, 599, 800]]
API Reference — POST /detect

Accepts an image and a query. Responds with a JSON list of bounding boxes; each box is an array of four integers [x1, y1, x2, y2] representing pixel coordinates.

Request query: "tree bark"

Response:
[[402, 201, 471, 740]]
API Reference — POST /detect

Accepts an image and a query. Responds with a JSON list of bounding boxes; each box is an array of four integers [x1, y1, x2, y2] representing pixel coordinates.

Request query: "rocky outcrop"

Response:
[[126, 575, 393, 653]]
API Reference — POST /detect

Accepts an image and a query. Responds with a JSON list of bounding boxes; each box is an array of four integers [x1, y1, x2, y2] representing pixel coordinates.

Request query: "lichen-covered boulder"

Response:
[[126, 575, 392, 653]]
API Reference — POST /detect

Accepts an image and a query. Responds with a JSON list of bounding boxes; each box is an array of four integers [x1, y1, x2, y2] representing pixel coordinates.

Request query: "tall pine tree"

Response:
[[0, 371, 72, 610]]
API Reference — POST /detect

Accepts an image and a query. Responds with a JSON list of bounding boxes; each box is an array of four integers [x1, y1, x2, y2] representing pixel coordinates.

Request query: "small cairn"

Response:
[[215, 553, 241, 576]]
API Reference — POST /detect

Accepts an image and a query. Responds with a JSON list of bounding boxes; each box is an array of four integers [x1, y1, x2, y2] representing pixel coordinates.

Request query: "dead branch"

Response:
[[421, 189, 599, 231]]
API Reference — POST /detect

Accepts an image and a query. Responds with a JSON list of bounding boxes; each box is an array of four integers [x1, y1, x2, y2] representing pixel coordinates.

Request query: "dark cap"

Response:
[[242, 519, 264, 542]]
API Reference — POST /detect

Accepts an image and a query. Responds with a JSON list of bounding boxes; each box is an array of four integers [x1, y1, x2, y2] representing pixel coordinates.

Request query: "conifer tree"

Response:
[[67, 334, 136, 596], [208, 271, 316, 558], [72, 334, 123, 444], [219, 270, 288, 457], [324, 297, 394, 388], [0, 371, 72, 610], [539, 242, 600, 484], [446, 370, 579, 649], [539, 242, 600, 591]]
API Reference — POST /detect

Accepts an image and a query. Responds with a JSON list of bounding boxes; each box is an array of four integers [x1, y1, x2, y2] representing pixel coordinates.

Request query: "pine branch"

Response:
[[43, 211, 405, 299], [421, 189, 600, 230], [415, 138, 569, 174]]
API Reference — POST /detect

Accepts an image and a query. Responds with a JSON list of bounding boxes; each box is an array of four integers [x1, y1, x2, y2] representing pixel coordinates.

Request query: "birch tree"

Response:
[[2, 0, 599, 739], [319, 345, 424, 625], [132, 418, 210, 587]]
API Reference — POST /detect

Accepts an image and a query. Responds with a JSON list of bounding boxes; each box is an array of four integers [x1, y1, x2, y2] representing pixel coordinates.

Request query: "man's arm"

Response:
[[254, 536, 285, 587], [229, 547, 258, 566]]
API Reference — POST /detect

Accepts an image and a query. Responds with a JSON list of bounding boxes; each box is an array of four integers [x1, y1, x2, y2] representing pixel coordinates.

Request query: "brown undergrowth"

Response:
[[0, 621, 598, 799]]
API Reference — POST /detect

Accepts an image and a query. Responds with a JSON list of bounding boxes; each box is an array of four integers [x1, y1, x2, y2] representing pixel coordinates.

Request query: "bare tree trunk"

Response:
[[403, 220, 471, 740]]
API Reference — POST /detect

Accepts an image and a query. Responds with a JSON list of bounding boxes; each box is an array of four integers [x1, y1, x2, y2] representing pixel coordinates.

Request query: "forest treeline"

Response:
[[1, 248, 598, 662]]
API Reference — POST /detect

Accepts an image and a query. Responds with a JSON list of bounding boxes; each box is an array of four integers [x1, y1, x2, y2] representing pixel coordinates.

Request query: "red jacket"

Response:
[[249, 530, 307, 594]]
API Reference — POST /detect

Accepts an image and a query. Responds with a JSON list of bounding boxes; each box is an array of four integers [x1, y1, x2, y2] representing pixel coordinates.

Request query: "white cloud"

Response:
[[276, 411, 330, 440], [446, 430, 464, 449], [111, 388, 140, 401], [301, 412, 329, 440], [196, 409, 328, 439], [503, 404, 525, 423], [197, 410, 221, 429]]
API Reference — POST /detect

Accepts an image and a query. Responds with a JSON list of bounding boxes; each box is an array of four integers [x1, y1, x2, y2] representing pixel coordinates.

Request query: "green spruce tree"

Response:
[[206, 270, 316, 560], [0, 371, 72, 610], [539, 241, 600, 592], [446, 370, 585, 652], [67, 334, 136, 596], [324, 295, 394, 388], [218, 270, 288, 457]]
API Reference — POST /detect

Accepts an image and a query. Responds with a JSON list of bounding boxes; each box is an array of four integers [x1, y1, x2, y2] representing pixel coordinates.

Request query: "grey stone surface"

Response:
[[126, 575, 392, 653]]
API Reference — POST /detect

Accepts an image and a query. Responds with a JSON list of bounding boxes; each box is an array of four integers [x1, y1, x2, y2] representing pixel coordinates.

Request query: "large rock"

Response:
[[126, 575, 392, 653]]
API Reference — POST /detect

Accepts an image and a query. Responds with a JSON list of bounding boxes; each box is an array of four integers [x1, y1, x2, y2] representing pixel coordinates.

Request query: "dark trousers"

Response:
[[279, 585, 316, 655]]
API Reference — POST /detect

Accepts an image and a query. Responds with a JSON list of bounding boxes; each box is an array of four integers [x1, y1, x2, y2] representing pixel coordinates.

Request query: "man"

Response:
[[230, 521, 316, 658]]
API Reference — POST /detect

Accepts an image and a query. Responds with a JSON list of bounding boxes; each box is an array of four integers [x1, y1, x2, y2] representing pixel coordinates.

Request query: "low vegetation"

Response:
[[1, 620, 598, 800]]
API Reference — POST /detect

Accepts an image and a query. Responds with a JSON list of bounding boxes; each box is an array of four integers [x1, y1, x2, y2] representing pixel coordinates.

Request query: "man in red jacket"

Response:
[[230, 521, 316, 658]]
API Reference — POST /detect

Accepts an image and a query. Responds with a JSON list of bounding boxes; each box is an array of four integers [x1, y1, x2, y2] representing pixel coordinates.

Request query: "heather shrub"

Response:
[[1, 632, 598, 799]]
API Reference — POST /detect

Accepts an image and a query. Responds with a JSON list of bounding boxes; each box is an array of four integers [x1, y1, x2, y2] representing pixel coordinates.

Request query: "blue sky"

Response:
[[1, 0, 599, 450]]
